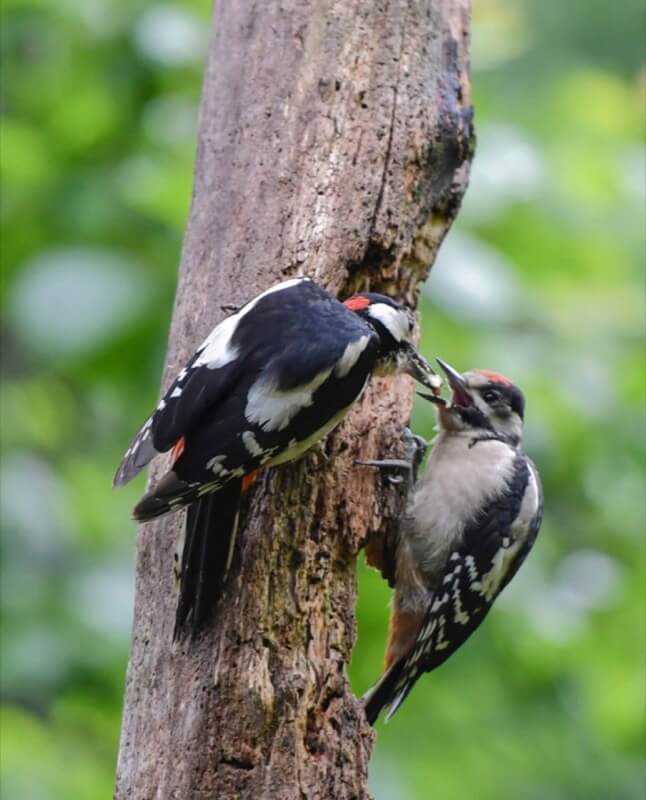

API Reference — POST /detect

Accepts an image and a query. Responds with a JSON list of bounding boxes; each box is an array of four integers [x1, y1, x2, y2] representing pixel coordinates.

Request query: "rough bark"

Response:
[[116, 2, 473, 798]]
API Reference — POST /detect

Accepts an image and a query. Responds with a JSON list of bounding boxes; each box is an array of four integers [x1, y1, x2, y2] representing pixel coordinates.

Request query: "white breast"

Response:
[[405, 434, 517, 580]]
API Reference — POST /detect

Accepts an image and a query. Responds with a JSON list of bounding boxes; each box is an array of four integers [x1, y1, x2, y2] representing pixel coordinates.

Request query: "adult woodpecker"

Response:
[[362, 358, 543, 724], [114, 277, 440, 639]]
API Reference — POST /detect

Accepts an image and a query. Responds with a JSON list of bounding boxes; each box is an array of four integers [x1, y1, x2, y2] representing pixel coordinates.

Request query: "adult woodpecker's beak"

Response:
[[436, 358, 473, 407], [403, 345, 443, 393]]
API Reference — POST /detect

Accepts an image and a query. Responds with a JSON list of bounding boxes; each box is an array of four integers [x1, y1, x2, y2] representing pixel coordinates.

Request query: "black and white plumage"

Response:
[[363, 359, 543, 724], [114, 277, 439, 639]]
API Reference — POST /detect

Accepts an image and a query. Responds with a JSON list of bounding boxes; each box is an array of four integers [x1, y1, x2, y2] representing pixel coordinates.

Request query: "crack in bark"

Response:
[[366, 1, 408, 247], [221, 756, 255, 771]]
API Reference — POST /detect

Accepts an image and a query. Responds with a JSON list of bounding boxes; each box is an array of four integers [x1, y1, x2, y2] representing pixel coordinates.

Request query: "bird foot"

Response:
[[309, 440, 330, 468], [356, 427, 428, 489]]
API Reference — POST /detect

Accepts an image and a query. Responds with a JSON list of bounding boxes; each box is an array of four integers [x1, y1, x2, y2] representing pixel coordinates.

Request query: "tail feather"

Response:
[[113, 418, 160, 487], [132, 471, 205, 521], [173, 479, 242, 640], [363, 658, 407, 725]]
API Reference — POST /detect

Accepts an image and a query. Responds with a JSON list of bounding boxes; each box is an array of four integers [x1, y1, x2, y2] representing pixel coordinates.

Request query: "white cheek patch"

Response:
[[367, 303, 409, 342], [245, 368, 332, 432], [335, 335, 370, 378], [472, 394, 490, 417]]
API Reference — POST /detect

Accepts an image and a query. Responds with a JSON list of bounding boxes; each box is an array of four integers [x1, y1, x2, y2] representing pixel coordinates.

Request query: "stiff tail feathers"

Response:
[[132, 471, 215, 521], [113, 417, 160, 487], [363, 657, 410, 725], [173, 479, 242, 640]]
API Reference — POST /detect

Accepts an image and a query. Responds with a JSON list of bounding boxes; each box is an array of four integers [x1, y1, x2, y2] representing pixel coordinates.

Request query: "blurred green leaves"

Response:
[[1, 0, 644, 798]]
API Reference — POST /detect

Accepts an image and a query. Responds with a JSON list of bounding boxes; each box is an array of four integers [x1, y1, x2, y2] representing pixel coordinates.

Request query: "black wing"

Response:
[[112, 342, 242, 487], [113, 278, 374, 487], [229, 280, 375, 390]]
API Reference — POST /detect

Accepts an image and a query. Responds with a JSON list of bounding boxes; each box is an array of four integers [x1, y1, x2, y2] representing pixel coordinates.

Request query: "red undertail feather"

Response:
[[241, 470, 258, 493]]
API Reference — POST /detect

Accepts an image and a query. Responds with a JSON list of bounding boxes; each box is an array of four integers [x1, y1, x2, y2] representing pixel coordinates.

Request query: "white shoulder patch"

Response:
[[245, 367, 332, 432], [335, 335, 370, 378], [194, 277, 309, 371], [194, 314, 240, 370]]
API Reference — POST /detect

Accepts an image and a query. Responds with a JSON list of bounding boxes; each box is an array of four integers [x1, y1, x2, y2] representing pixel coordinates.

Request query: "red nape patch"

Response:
[[343, 295, 371, 311], [170, 437, 185, 464], [474, 369, 513, 385], [242, 470, 258, 493]]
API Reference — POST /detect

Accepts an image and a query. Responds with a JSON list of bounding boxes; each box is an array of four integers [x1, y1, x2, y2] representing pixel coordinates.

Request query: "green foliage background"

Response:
[[1, 1, 644, 797]]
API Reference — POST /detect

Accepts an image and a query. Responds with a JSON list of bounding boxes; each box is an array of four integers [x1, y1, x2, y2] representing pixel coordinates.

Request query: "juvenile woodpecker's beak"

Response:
[[436, 358, 473, 408], [403, 345, 443, 393]]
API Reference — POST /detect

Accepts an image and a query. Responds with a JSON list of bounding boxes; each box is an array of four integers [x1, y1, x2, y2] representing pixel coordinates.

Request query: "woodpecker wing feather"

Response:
[[113, 418, 160, 486]]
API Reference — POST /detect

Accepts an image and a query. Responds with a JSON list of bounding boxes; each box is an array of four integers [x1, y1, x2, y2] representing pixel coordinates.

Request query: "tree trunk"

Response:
[[115, 1, 472, 798]]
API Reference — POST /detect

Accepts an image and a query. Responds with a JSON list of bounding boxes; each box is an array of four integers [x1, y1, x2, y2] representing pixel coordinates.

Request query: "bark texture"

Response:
[[116, 2, 473, 798]]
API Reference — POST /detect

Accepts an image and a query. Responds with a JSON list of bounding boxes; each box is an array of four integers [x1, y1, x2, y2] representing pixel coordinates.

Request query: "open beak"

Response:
[[403, 345, 443, 393], [436, 358, 473, 407]]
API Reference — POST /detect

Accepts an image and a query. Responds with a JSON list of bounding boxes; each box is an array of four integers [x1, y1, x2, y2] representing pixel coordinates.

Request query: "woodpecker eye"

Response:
[[481, 389, 500, 404]]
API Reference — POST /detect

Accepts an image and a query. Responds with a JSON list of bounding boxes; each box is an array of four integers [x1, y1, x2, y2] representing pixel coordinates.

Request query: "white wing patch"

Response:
[[194, 277, 309, 371], [479, 539, 523, 601], [245, 368, 332, 432], [478, 464, 540, 601], [242, 430, 264, 457], [335, 335, 370, 378], [194, 314, 240, 370]]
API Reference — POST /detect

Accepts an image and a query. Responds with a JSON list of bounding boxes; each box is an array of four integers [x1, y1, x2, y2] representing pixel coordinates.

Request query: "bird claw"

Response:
[[401, 427, 428, 483], [356, 458, 411, 485], [356, 428, 427, 491], [309, 440, 330, 468]]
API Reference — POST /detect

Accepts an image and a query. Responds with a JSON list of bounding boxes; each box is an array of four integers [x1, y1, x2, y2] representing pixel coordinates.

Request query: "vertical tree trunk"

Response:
[[116, 1, 472, 798]]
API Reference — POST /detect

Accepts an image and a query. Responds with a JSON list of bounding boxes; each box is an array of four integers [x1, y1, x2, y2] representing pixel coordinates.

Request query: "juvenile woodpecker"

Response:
[[362, 358, 543, 724], [114, 277, 440, 639]]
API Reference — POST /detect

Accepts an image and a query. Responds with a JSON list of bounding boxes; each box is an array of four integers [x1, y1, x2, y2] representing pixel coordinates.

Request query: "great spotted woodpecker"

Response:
[[114, 277, 440, 639], [362, 358, 543, 724]]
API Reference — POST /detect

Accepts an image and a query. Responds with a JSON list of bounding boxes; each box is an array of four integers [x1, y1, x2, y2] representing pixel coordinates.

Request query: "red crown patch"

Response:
[[343, 296, 371, 311], [474, 369, 513, 385]]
